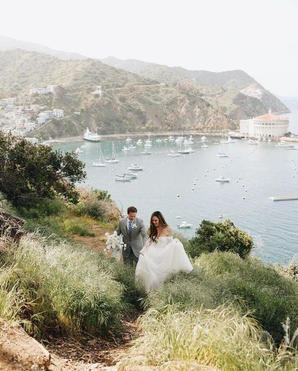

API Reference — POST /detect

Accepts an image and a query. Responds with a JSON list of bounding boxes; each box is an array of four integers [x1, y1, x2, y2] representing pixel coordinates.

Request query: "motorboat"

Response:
[[75, 147, 82, 154], [216, 176, 230, 183], [136, 139, 143, 145], [175, 136, 184, 144], [201, 143, 208, 148], [168, 136, 175, 142], [92, 144, 106, 167], [168, 151, 181, 157], [178, 221, 193, 229], [126, 137, 132, 142], [141, 150, 151, 155], [156, 138, 163, 143], [83, 128, 101, 142], [115, 174, 131, 182], [144, 139, 152, 147], [217, 152, 229, 158], [201, 136, 207, 142], [124, 172, 137, 179], [122, 146, 130, 152], [127, 164, 143, 171], [248, 139, 258, 145], [276, 142, 295, 149]]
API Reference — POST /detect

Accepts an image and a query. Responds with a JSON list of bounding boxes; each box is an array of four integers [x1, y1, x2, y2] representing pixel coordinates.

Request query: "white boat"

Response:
[[144, 139, 152, 147], [115, 174, 131, 182], [92, 144, 106, 167], [128, 145, 136, 150], [227, 136, 236, 143], [75, 147, 82, 154], [201, 136, 207, 142], [156, 138, 163, 143], [217, 152, 229, 158], [248, 139, 258, 145], [105, 142, 119, 163], [168, 136, 175, 142], [141, 150, 152, 155], [122, 146, 130, 152], [201, 143, 208, 148], [175, 136, 184, 144], [178, 221, 193, 229], [216, 176, 230, 183], [168, 151, 181, 157], [126, 137, 132, 142], [127, 164, 143, 171], [83, 128, 101, 142], [276, 142, 295, 149], [136, 139, 143, 145], [124, 172, 137, 179]]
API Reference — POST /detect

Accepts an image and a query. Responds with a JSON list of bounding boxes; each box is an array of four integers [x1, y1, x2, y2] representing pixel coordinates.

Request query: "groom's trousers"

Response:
[[123, 245, 138, 265]]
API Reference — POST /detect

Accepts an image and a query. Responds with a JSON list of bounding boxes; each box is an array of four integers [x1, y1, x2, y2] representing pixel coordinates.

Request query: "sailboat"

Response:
[[105, 142, 119, 163], [92, 143, 106, 167]]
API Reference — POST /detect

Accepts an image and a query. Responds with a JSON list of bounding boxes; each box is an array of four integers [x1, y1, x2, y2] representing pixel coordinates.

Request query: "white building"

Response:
[[240, 110, 289, 140], [52, 109, 64, 118], [30, 85, 57, 95], [37, 110, 53, 124], [91, 85, 102, 96]]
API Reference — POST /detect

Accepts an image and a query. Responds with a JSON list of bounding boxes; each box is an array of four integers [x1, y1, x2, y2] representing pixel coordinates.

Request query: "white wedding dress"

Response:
[[135, 236, 193, 292]]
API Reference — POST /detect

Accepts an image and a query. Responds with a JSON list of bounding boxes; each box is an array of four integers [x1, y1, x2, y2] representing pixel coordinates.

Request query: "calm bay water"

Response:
[[56, 135, 298, 265]]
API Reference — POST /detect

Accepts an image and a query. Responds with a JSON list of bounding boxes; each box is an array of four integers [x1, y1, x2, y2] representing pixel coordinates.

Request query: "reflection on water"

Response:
[[56, 136, 298, 265]]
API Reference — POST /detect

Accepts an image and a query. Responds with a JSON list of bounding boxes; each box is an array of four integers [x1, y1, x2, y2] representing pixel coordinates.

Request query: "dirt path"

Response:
[[46, 320, 138, 370]]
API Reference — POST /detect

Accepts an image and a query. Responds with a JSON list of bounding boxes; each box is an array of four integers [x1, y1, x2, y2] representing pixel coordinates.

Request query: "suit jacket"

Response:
[[116, 217, 147, 258]]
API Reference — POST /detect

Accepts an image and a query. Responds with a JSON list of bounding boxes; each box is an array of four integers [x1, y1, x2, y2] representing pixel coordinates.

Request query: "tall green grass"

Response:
[[119, 305, 297, 370], [147, 252, 298, 344], [0, 234, 140, 337]]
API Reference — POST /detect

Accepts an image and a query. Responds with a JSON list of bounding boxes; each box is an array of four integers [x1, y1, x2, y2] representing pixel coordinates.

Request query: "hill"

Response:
[[0, 34, 86, 60], [102, 57, 289, 119], [0, 50, 232, 139]]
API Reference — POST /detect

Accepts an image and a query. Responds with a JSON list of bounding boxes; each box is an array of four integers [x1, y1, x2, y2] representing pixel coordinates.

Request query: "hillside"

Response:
[[0, 50, 232, 139], [102, 57, 289, 119], [0, 34, 86, 60]]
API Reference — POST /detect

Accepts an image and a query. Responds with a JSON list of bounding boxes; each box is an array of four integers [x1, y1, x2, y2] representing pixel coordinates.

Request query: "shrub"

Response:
[[187, 219, 253, 258], [147, 252, 298, 344]]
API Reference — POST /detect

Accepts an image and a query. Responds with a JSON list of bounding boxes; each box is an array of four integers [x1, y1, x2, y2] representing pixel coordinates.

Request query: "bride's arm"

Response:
[[164, 226, 173, 237], [139, 238, 151, 255]]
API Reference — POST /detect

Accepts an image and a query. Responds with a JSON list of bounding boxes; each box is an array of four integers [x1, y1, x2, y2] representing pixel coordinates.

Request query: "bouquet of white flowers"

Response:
[[104, 231, 124, 261]]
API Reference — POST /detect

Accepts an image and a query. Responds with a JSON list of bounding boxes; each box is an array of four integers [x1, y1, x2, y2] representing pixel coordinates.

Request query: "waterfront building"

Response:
[[240, 110, 289, 140], [91, 85, 102, 96]]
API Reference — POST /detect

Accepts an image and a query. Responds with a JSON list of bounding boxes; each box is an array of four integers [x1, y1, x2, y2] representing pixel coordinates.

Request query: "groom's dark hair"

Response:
[[127, 206, 137, 214]]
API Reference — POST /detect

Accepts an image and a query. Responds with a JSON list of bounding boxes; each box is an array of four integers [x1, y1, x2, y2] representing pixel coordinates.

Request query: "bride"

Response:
[[135, 211, 193, 292]]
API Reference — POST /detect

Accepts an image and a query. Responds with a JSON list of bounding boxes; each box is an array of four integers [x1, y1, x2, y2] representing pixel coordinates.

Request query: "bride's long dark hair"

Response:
[[149, 211, 168, 242]]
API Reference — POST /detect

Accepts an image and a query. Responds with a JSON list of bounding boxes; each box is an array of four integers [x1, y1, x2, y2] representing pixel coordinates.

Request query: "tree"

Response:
[[0, 132, 86, 207], [187, 219, 254, 259]]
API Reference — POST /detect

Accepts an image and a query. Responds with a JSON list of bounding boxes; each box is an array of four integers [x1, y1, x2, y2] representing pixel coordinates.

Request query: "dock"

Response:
[[270, 196, 298, 201]]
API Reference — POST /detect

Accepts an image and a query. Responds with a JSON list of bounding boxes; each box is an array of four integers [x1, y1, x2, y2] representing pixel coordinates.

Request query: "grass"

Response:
[[146, 252, 298, 344], [119, 305, 298, 370], [0, 234, 141, 338]]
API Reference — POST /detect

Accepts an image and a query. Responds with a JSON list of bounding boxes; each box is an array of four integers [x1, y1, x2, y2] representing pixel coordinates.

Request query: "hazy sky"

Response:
[[1, 0, 297, 96]]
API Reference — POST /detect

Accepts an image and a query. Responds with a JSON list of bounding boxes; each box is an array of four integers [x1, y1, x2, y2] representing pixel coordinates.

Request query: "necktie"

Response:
[[128, 221, 132, 232]]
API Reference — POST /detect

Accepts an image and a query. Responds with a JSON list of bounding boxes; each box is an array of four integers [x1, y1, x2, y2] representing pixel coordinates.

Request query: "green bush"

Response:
[[147, 252, 298, 344], [0, 132, 86, 206], [187, 219, 253, 258]]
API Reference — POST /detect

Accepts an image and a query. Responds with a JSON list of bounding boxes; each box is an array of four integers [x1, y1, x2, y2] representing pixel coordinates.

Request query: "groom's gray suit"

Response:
[[117, 216, 147, 264]]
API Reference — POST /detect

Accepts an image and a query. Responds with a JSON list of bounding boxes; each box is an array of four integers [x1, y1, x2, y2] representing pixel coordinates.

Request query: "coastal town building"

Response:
[[52, 109, 64, 118], [240, 110, 289, 140], [91, 85, 102, 96], [29, 85, 57, 95]]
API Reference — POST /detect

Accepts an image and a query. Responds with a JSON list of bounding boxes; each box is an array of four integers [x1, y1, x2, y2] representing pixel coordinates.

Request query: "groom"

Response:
[[116, 206, 147, 264]]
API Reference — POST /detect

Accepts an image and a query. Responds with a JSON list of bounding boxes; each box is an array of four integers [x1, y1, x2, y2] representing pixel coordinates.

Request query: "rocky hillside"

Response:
[[102, 57, 289, 120], [0, 50, 232, 138]]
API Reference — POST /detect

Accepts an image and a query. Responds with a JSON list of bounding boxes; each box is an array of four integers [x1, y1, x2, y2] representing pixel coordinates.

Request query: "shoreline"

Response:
[[44, 130, 230, 144]]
